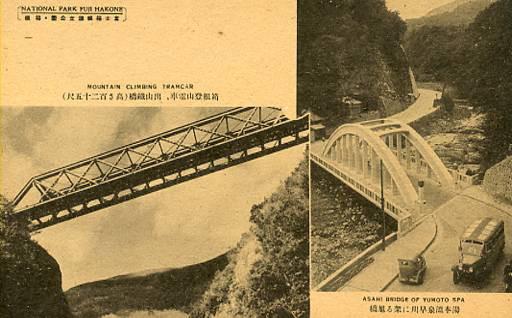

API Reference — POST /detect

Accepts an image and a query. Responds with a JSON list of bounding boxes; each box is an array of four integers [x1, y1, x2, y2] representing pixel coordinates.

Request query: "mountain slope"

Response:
[[191, 158, 309, 318], [65, 156, 310, 318], [427, 0, 483, 16], [298, 0, 413, 117], [403, 0, 495, 82], [407, 0, 495, 30], [65, 253, 230, 318]]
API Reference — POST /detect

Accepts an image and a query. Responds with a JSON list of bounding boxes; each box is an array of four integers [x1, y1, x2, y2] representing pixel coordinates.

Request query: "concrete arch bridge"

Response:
[[311, 118, 455, 234]]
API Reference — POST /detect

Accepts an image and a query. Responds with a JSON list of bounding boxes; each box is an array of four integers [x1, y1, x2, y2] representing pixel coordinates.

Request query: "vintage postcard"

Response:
[[302, 0, 512, 317], [1, 1, 310, 318], [2, 0, 512, 317]]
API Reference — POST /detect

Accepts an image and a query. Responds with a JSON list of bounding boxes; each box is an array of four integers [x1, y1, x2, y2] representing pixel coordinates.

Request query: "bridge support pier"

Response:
[[405, 140, 412, 170], [391, 180, 400, 195], [397, 134, 403, 164], [362, 142, 369, 179], [337, 140, 343, 163], [354, 136, 362, 174], [349, 135, 356, 169], [371, 150, 379, 184], [383, 167, 392, 191], [341, 136, 349, 166]]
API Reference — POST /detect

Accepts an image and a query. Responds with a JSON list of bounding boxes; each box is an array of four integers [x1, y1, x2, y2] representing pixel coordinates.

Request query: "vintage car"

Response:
[[398, 254, 427, 285]]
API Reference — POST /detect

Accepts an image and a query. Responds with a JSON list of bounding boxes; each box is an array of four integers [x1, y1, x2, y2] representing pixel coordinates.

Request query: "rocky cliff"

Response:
[[0, 198, 72, 318], [483, 156, 512, 203], [298, 0, 415, 118]]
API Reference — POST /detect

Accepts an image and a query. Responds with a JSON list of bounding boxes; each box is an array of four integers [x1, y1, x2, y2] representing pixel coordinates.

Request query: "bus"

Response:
[[452, 218, 505, 284]]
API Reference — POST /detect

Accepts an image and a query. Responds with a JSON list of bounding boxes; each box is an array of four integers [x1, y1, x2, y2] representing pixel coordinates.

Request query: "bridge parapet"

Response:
[[448, 169, 481, 187], [311, 152, 413, 235], [313, 118, 454, 234]]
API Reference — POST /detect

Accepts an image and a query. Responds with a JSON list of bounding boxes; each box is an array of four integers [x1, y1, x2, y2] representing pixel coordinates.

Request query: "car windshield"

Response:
[[461, 241, 483, 256]]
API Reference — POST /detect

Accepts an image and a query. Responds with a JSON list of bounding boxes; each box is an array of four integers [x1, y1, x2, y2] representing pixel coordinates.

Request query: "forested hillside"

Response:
[[405, 0, 512, 168], [191, 157, 309, 318], [404, 25, 469, 83], [298, 0, 413, 117], [407, 0, 495, 32], [465, 0, 512, 168]]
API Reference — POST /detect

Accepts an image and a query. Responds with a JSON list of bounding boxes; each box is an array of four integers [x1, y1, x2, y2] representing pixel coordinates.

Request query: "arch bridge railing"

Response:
[[311, 152, 414, 234]]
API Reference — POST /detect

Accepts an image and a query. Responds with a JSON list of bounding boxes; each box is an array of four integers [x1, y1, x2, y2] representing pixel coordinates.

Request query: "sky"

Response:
[[386, 0, 456, 19], [1, 107, 305, 290]]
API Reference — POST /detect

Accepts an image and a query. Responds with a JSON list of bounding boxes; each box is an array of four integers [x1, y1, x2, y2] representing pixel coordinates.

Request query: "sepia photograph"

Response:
[[299, 0, 512, 296], [0, 107, 310, 317], [3, 0, 512, 317]]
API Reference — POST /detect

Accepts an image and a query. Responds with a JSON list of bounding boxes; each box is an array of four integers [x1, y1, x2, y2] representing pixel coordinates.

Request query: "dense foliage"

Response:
[[298, 0, 410, 117], [0, 196, 73, 318], [405, 0, 512, 168], [191, 157, 309, 318], [404, 25, 470, 84], [466, 0, 512, 168]]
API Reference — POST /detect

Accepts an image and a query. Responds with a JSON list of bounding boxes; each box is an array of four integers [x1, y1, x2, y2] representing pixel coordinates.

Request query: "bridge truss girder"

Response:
[[12, 107, 309, 231]]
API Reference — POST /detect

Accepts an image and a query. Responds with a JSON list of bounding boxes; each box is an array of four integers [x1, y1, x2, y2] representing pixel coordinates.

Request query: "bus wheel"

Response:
[[418, 272, 424, 285]]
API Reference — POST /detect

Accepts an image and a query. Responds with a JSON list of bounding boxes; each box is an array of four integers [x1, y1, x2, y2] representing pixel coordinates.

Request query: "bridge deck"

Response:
[[311, 140, 455, 233]]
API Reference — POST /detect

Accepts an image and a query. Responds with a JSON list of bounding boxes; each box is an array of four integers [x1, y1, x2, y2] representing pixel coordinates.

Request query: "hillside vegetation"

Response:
[[65, 253, 230, 318], [298, 0, 414, 117], [407, 0, 495, 32], [63, 156, 309, 318], [0, 196, 73, 318], [405, 0, 512, 169], [191, 158, 309, 318]]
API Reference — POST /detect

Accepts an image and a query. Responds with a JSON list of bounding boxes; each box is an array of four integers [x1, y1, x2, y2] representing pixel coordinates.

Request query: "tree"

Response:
[[464, 0, 512, 168], [298, 0, 408, 116]]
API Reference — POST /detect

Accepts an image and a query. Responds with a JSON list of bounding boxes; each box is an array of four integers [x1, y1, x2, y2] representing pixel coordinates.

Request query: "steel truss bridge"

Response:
[[311, 118, 453, 234], [12, 107, 309, 231]]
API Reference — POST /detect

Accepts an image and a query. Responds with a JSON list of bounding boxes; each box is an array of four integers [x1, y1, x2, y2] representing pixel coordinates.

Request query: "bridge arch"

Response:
[[321, 119, 453, 208], [360, 119, 453, 187], [322, 123, 419, 206], [387, 119, 452, 186]]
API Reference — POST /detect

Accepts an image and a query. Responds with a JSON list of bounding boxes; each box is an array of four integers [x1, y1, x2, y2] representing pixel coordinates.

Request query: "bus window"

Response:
[[462, 241, 483, 256]]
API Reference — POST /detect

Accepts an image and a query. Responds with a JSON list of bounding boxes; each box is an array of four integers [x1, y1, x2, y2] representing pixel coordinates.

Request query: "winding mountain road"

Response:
[[390, 88, 439, 124]]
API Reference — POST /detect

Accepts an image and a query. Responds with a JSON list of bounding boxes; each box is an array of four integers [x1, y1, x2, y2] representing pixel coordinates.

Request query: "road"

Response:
[[390, 88, 439, 124], [313, 86, 512, 293], [387, 188, 512, 292], [387, 90, 512, 292], [314, 86, 512, 293]]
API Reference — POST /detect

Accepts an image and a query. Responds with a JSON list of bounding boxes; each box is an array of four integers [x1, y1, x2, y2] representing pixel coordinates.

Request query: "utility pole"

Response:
[[380, 159, 386, 251]]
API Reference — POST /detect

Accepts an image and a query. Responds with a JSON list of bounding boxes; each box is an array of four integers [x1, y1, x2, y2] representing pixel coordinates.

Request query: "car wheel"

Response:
[[453, 271, 460, 284]]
